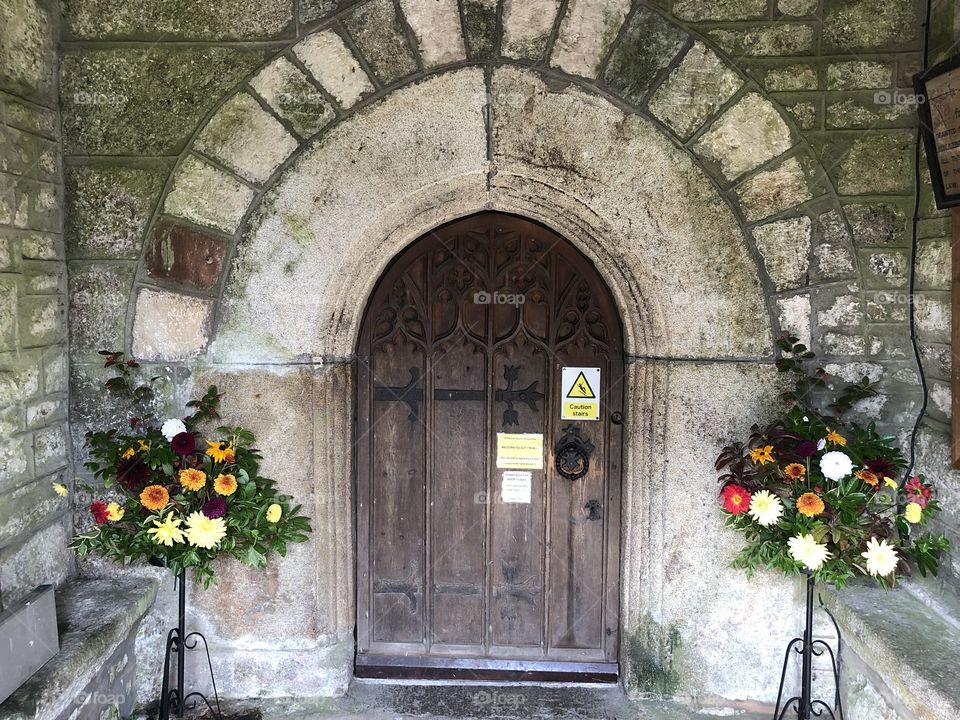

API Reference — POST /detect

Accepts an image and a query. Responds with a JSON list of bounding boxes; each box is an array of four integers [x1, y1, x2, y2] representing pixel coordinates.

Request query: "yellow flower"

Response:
[[147, 512, 184, 546], [140, 485, 170, 511], [796, 492, 825, 518], [883, 477, 897, 489], [784, 463, 806, 479], [122, 447, 135, 460], [904, 502, 923, 524], [184, 511, 227, 549], [179, 468, 206, 491], [213, 473, 238, 496], [138, 439, 150, 451], [749, 445, 775, 465], [52, 482, 67, 497], [206, 441, 234, 463], [106, 502, 124, 522], [266, 503, 282, 523], [825, 429, 847, 446]]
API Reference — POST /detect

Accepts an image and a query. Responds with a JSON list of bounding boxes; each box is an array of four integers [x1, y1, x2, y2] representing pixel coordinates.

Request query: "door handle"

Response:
[[554, 425, 595, 481]]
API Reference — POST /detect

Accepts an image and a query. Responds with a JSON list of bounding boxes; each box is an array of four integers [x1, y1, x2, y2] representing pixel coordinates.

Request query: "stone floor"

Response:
[[140, 682, 770, 720]]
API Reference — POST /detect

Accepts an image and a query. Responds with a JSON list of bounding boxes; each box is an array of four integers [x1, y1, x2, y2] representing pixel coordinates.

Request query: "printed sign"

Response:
[[561, 367, 600, 421], [496, 433, 544, 469], [501, 471, 532, 504]]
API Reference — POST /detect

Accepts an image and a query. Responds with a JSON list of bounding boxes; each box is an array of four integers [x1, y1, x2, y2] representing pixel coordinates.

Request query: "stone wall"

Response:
[[0, 0, 71, 609], [56, 0, 960, 712]]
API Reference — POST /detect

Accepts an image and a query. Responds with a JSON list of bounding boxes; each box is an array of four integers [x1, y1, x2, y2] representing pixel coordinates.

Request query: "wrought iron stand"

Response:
[[157, 569, 223, 720], [773, 572, 844, 720]]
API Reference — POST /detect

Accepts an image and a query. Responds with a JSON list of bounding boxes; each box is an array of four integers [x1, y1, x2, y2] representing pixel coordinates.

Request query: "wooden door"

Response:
[[355, 213, 624, 681]]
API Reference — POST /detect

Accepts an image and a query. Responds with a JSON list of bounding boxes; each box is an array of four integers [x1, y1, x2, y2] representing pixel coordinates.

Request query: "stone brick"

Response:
[[826, 60, 894, 89], [343, 0, 418, 85], [249, 57, 335, 139], [501, 0, 562, 61], [859, 249, 908, 288], [821, 331, 866, 355], [811, 210, 856, 283], [815, 290, 864, 329], [60, 47, 266, 155], [914, 293, 950, 343], [399, 0, 467, 67], [673, 0, 766, 21], [33, 425, 68, 476], [753, 216, 811, 290], [0, 126, 58, 181], [26, 397, 64, 428], [0, 0, 56, 102], [163, 155, 255, 234], [0, 277, 17, 351], [551, 0, 631, 78], [603, 8, 688, 105], [68, 264, 134, 356], [144, 220, 227, 291], [776, 293, 811, 346], [694, 93, 793, 181], [833, 132, 914, 195], [20, 295, 65, 347], [461, 0, 497, 60], [43, 348, 67, 394], [778, 0, 818, 15], [648, 43, 743, 140], [735, 157, 813, 222], [823, 0, 922, 51], [298, 0, 336, 24], [131, 288, 214, 361], [194, 92, 299, 185], [23, 263, 63, 295], [0, 475, 68, 546], [826, 94, 915, 129], [779, 97, 818, 130], [20, 232, 61, 260], [65, 163, 167, 260], [844, 202, 908, 245], [11, 177, 60, 232], [915, 237, 950, 290], [0, 515, 72, 607], [0, 90, 58, 138], [293, 30, 375, 109], [708, 25, 816, 57], [0, 409, 32, 494], [764, 64, 818, 92]]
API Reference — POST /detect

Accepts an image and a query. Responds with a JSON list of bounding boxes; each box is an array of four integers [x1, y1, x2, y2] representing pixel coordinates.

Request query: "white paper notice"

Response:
[[501, 471, 532, 504]]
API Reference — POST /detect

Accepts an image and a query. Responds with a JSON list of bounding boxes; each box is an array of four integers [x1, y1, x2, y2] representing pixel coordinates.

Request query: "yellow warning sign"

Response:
[[561, 367, 600, 421]]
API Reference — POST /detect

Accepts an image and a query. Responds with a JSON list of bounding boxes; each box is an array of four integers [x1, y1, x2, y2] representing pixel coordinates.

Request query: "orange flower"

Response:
[[855, 469, 880, 487], [825, 429, 847, 446], [749, 445, 775, 465], [784, 463, 806, 479], [796, 492, 825, 518], [213, 473, 238, 496], [140, 484, 170, 511], [179, 468, 206, 491]]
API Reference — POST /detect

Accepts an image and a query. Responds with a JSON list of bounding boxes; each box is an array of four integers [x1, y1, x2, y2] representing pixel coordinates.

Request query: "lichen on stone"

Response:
[[603, 8, 688, 105], [343, 0, 419, 85]]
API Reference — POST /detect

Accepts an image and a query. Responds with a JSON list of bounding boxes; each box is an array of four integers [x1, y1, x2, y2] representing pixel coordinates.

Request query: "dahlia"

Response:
[[904, 476, 933, 508], [784, 463, 806, 479], [185, 512, 227, 549], [862, 537, 899, 577], [747, 490, 783, 527], [819, 451, 853, 481], [788, 533, 832, 571], [160, 418, 187, 441], [202, 497, 227, 519], [106, 501, 124, 521], [266, 503, 282, 523], [170, 432, 196, 456], [903, 502, 923, 524]]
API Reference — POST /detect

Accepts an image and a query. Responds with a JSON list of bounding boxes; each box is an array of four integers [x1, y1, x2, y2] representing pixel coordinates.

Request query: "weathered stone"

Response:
[[551, 0, 631, 78], [293, 30, 375, 109], [62, 0, 293, 40], [33, 424, 68, 476], [461, 0, 497, 60], [0, 126, 58, 180], [343, 0, 418, 85], [673, 0, 766, 21], [144, 220, 227, 291], [298, 0, 335, 24], [844, 202, 907, 245], [735, 157, 813, 221], [648, 42, 743, 140], [764, 64, 818, 91], [708, 24, 815, 56], [823, 0, 921, 51], [399, 0, 466, 67], [0, 278, 17, 351], [780, 98, 818, 129], [0, 477, 67, 546], [834, 132, 914, 195], [915, 237, 950, 290], [501, 0, 561, 60], [826, 95, 915, 128], [0, 90, 57, 138], [826, 60, 893, 89], [20, 295, 64, 347], [68, 264, 134, 356], [694, 93, 793, 181], [194, 93, 299, 185], [20, 232, 61, 261], [0, 515, 72, 607], [914, 292, 950, 343], [26, 397, 64, 429], [65, 164, 167, 260], [815, 291, 864, 329], [753, 217, 811, 290], [163, 155, 255, 234], [603, 8, 688, 105], [60, 47, 265, 155], [928, 380, 951, 422], [250, 57, 334, 140], [0, 0, 56, 102], [860, 249, 908, 288], [820, 331, 866, 355], [131, 289, 214, 361], [43, 348, 67, 394], [920, 342, 952, 378], [778, 0, 818, 14], [776, 293, 811, 347]]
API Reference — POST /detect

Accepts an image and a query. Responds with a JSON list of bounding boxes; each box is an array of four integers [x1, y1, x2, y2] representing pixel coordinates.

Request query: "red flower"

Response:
[[170, 432, 196, 456], [904, 476, 933, 508], [116, 458, 151, 491], [721, 484, 752, 515], [90, 500, 110, 525]]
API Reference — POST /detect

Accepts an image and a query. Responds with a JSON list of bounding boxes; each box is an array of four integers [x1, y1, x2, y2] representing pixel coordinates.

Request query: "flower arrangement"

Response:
[[716, 335, 950, 588], [70, 352, 312, 586]]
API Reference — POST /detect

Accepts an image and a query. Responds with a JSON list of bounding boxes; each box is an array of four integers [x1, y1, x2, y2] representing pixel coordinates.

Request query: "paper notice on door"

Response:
[[501, 471, 532, 504], [496, 432, 544, 469]]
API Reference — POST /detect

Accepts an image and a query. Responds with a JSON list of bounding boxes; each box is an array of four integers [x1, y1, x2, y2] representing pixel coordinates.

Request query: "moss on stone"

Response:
[[343, 0, 418, 85], [60, 46, 267, 155], [708, 24, 816, 56], [624, 620, 682, 696], [603, 8, 688, 105], [462, 0, 497, 60], [823, 0, 922, 51], [673, 0, 767, 21], [831, 132, 914, 195], [0, 0, 56, 103], [67, 263, 135, 356]]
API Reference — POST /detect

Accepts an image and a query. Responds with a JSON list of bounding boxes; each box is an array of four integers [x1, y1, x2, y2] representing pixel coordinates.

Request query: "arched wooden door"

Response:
[[355, 213, 624, 681]]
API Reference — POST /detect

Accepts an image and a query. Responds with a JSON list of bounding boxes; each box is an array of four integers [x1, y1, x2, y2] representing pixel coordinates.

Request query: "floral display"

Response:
[[716, 335, 949, 588], [71, 352, 312, 586]]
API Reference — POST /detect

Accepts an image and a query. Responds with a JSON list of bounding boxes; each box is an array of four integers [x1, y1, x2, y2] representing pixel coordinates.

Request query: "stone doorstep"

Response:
[[0, 576, 159, 720], [822, 583, 960, 720]]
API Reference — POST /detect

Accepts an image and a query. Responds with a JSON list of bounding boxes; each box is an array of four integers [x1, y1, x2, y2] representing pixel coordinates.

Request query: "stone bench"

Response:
[[0, 577, 158, 720], [822, 583, 960, 720]]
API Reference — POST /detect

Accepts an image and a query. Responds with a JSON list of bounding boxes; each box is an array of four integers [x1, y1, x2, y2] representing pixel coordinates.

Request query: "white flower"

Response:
[[161, 418, 187, 441], [861, 537, 899, 577], [748, 490, 784, 527], [819, 450, 853, 481], [788, 533, 833, 571]]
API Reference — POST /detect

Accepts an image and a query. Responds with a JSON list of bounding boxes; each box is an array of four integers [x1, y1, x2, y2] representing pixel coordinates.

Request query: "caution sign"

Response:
[[561, 367, 600, 421]]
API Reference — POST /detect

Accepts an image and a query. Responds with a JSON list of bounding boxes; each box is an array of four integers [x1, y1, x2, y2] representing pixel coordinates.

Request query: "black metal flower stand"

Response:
[[157, 569, 223, 719], [772, 572, 844, 720]]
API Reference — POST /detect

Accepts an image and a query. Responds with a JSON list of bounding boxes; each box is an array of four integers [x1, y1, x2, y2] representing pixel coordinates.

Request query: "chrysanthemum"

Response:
[[825, 429, 847, 446], [855, 469, 879, 487], [747, 490, 783, 527], [904, 502, 923, 524], [171, 432, 196, 456], [794, 440, 817, 458], [160, 418, 187, 441], [52, 482, 67, 497], [784, 463, 806, 479], [148, 512, 184, 546], [213, 473, 238, 496], [819, 451, 853, 481], [106, 501, 124, 521], [796, 492, 825, 518], [788, 533, 832, 571], [206, 441, 234, 463], [184, 511, 227, 549], [179, 468, 206, 491], [862, 537, 899, 577], [140, 484, 170, 511], [749, 445, 775, 465], [266, 503, 282, 523], [720, 484, 752, 515]]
